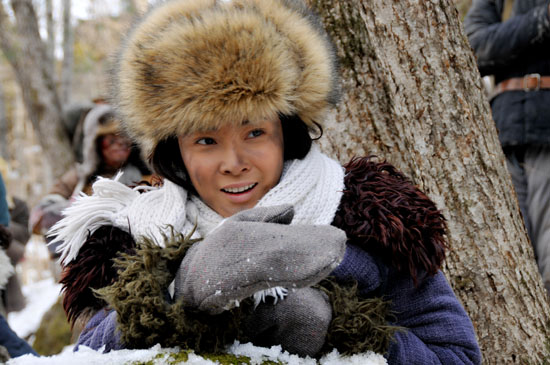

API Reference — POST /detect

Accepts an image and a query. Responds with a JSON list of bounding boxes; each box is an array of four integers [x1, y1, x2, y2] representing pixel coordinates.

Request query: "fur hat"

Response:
[[113, 0, 340, 157], [78, 104, 120, 181]]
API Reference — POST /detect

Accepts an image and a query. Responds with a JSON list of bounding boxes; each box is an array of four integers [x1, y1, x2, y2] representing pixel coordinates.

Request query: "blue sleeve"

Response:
[[464, 0, 550, 75], [330, 243, 387, 293], [0, 173, 10, 227], [385, 272, 481, 365], [331, 245, 481, 364], [76, 309, 124, 353], [0, 314, 37, 358]]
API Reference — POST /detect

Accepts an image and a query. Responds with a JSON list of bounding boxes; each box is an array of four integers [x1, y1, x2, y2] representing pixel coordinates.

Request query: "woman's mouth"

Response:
[[221, 183, 258, 194]]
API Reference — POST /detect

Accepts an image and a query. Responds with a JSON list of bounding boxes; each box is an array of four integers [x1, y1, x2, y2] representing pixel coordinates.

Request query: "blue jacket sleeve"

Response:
[[0, 314, 37, 358], [464, 0, 550, 75], [331, 244, 482, 364], [330, 243, 387, 293], [385, 272, 481, 365], [76, 309, 124, 353]]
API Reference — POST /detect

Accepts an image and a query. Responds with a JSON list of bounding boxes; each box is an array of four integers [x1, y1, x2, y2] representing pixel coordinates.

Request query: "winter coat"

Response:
[[330, 159, 481, 364], [61, 157, 481, 364], [464, 0, 550, 148]]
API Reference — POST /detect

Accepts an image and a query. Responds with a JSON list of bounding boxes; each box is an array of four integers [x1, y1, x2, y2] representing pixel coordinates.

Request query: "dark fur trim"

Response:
[[96, 231, 250, 353], [332, 157, 448, 284], [60, 226, 136, 326], [0, 225, 12, 250], [316, 278, 401, 356]]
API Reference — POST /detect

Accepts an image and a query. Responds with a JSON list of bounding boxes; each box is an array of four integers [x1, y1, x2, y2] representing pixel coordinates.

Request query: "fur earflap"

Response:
[[332, 157, 448, 284], [114, 0, 340, 157]]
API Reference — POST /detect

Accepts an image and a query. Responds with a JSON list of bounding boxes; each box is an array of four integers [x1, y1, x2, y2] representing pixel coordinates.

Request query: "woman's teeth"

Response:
[[222, 183, 257, 193]]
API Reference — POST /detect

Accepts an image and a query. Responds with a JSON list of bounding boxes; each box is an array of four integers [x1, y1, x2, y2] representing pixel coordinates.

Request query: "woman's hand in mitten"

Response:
[[241, 287, 332, 358], [174, 204, 346, 314]]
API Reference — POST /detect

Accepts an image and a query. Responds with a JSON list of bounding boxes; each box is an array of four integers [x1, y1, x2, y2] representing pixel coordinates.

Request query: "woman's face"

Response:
[[178, 118, 284, 218], [100, 133, 132, 169]]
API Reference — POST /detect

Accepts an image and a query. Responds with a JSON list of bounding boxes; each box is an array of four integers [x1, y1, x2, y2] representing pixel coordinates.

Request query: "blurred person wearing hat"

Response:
[[30, 104, 152, 277]]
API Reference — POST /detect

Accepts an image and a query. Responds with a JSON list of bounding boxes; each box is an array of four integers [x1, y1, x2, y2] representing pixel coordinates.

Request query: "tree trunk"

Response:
[[0, 0, 74, 179], [60, 0, 73, 105], [311, 0, 550, 363], [0, 81, 8, 160], [45, 0, 56, 81]]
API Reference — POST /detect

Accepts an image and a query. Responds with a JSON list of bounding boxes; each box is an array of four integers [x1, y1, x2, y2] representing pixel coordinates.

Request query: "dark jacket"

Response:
[[63, 157, 481, 363], [464, 0, 550, 147]]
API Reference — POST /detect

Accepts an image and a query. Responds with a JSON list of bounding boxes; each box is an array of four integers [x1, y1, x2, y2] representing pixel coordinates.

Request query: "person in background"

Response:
[[464, 0, 550, 292], [0, 172, 37, 361], [30, 103, 152, 278]]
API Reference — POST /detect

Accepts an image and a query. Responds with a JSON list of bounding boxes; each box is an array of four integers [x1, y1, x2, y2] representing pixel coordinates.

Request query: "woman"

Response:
[[50, 0, 481, 363]]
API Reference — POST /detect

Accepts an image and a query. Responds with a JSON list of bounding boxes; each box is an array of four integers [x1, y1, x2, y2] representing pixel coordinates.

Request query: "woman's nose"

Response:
[[220, 146, 250, 175]]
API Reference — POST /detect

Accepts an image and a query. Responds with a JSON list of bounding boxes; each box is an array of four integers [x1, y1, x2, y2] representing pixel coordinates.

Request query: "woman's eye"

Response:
[[196, 137, 216, 145], [248, 129, 264, 138]]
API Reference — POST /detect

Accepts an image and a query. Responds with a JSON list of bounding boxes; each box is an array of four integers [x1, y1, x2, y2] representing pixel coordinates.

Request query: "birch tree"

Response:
[[0, 0, 73, 178], [60, 0, 73, 105], [311, 0, 550, 363], [45, 0, 55, 79]]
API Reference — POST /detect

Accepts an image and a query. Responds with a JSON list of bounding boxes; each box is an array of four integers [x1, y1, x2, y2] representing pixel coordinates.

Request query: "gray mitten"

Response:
[[242, 287, 332, 358], [174, 205, 346, 314]]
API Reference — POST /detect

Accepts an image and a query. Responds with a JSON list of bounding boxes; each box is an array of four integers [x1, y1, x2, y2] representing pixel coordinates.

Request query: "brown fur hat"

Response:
[[113, 0, 340, 157]]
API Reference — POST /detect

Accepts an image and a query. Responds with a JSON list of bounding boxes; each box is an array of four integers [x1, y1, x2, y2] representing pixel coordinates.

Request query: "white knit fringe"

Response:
[[48, 172, 143, 265], [253, 286, 288, 308], [0, 249, 14, 290]]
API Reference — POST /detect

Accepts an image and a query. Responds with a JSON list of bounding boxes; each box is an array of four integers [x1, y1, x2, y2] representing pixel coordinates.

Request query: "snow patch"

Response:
[[229, 341, 387, 365], [7, 278, 62, 338], [7, 342, 387, 365]]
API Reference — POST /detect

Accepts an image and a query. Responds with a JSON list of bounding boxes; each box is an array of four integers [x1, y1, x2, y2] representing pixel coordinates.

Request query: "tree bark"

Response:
[[311, 0, 550, 363], [0, 0, 74, 179], [45, 0, 56, 81], [60, 0, 73, 105]]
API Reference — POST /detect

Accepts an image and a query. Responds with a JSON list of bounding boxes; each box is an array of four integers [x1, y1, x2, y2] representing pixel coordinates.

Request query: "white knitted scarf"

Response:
[[51, 144, 345, 268]]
